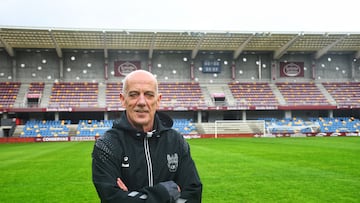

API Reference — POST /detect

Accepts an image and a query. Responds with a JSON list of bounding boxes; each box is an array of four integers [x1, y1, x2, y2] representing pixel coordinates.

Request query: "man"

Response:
[[92, 70, 202, 203]]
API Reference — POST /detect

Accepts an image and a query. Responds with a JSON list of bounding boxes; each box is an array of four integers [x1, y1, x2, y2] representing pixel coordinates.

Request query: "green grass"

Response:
[[0, 137, 359, 203]]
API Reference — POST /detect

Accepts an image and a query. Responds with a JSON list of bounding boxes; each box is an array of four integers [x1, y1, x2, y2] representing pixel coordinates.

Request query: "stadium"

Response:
[[0, 27, 359, 139], [0, 26, 360, 202]]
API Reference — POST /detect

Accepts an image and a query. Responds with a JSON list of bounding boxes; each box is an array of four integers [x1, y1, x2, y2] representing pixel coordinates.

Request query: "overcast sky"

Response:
[[1, 0, 359, 32]]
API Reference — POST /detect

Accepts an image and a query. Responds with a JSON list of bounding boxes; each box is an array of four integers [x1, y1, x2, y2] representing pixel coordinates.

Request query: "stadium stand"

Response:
[[310, 117, 360, 133], [158, 82, 206, 108], [76, 120, 113, 136], [106, 82, 123, 108], [48, 82, 99, 108], [19, 119, 196, 137], [28, 82, 45, 94], [0, 82, 21, 108], [322, 82, 360, 108], [264, 117, 360, 135], [172, 118, 196, 134], [276, 82, 330, 106], [228, 82, 279, 107], [27, 82, 45, 107], [21, 120, 71, 137], [0, 28, 360, 139]]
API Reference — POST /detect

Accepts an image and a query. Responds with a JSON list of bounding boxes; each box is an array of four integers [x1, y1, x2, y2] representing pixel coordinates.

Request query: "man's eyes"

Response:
[[128, 92, 139, 97], [128, 92, 154, 98]]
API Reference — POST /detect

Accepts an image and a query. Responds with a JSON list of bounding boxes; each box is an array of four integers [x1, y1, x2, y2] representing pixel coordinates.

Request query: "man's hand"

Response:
[[117, 178, 128, 191], [117, 177, 181, 193]]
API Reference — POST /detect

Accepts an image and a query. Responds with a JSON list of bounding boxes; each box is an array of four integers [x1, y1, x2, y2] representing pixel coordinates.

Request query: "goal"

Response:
[[214, 120, 266, 138]]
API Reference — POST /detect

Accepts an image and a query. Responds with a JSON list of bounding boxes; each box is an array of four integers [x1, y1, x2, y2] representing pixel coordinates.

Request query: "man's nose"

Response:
[[137, 94, 146, 105]]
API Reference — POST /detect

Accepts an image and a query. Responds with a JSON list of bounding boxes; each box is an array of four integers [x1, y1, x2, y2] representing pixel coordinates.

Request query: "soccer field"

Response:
[[0, 137, 359, 203]]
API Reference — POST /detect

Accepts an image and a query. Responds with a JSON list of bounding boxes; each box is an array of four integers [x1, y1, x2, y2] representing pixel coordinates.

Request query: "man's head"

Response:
[[120, 70, 161, 132]]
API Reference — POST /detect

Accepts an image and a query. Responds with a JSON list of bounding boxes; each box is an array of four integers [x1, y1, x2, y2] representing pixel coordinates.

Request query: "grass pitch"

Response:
[[0, 137, 359, 203]]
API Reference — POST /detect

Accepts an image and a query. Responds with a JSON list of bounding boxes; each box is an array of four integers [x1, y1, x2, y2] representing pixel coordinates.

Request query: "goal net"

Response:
[[214, 120, 265, 138]]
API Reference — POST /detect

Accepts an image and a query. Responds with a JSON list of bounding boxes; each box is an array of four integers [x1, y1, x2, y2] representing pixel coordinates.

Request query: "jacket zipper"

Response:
[[144, 137, 153, 186]]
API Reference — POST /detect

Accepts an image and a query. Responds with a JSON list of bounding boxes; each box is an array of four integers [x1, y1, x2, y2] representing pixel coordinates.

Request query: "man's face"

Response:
[[120, 73, 161, 132]]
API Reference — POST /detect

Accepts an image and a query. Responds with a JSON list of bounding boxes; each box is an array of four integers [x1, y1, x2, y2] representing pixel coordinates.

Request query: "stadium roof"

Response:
[[1, 27, 360, 60]]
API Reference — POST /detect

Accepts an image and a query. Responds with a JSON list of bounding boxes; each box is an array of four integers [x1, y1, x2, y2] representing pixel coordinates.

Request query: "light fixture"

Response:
[[111, 71, 115, 75], [157, 64, 162, 68], [42, 59, 47, 64], [76, 76, 80, 80], [87, 63, 92, 67], [67, 67, 71, 72], [83, 69, 87, 74], [183, 57, 188, 62], [37, 66, 42, 70], [172, 70, 177, 74], [224, 61, 228, 65], [327, 57, 332, 62], [32, 73, 36, 77], [71, 56, 76, 61], [242, 57, 247, 62], [198, 67, 203, 71], [47, 75, 52, 80], [20, 63, 25, 68]]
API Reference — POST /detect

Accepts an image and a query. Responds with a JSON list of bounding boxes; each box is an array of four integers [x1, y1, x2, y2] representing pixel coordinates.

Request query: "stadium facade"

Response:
[[0, 27, 359, 138]]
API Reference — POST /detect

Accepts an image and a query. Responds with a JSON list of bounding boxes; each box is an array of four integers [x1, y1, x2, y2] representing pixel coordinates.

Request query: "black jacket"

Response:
[[92, 111, 202, 203]]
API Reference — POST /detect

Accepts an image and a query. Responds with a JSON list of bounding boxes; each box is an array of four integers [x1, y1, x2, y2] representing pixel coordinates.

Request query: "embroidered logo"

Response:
[[167, 153, 178, 172], [121, 156, 129, 168]]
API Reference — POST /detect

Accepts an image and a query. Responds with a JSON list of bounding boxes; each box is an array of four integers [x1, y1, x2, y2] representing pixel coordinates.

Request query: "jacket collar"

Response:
[[112, 111, 173, 138]]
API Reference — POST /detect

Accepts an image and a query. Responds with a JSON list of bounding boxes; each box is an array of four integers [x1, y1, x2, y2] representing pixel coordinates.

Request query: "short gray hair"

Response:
[[122, 70, 159, 95]]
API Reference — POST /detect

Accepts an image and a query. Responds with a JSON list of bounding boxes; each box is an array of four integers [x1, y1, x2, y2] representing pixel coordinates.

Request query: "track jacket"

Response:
[[92, 111, 202, 203]]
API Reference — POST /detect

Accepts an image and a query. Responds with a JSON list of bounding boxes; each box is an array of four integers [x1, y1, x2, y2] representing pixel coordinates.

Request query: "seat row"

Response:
[[1, 82, 360, 108]]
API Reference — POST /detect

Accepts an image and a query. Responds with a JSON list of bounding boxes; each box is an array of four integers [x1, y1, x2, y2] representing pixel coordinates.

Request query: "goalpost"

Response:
[[214, 120, 266, 138]]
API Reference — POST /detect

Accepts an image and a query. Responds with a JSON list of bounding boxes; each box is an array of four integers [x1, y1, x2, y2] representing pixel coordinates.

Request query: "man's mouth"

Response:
[[134, 109, 149, 113]]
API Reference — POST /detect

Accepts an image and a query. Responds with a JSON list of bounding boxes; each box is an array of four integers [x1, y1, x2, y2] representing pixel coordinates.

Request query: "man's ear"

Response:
[[120, 93, 126, 107], [157, 93, 162, 105]]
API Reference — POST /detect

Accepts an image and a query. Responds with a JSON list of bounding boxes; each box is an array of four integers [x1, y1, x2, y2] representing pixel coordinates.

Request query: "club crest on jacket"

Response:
[[167, 153, 178, 172]]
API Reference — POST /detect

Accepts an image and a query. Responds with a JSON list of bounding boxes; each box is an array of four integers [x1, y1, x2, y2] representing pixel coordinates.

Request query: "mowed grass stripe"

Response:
[[189, 137, 360, 203], [0, 142, 98, 203], [0, 137, 359, 203]]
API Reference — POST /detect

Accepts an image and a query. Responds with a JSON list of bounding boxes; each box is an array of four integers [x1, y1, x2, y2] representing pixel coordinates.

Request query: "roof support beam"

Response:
[[314, 34, 349, 60], [273, 33, 303, 60], [233, 34, 254, 60], [102, 31, 108, 59], [48, 29, 63, 58], [191, 34, 205, 59], [0, 30, 15, 57], [148, 32, 157, 59]]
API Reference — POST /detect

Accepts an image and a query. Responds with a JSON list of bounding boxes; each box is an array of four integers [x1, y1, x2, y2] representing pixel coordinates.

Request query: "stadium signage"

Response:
[[114, 61, 140, 76], [280, 62, 304, 77]]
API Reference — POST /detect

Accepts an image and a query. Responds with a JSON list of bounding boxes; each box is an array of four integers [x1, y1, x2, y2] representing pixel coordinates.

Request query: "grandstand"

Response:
[[0, 27, 360, 139]]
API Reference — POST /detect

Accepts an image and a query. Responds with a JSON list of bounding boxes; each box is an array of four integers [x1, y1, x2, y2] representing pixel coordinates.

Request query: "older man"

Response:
[[92, 70, 202, 202]]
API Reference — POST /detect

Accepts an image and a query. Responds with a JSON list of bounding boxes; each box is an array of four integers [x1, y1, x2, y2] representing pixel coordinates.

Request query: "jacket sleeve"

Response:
[[92, 134, 179, 203], [175, 136, 203, 203]]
